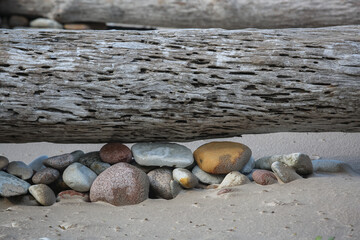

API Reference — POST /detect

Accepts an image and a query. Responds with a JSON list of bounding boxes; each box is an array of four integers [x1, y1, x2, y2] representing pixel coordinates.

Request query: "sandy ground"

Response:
[[0, 132, 359, 240]]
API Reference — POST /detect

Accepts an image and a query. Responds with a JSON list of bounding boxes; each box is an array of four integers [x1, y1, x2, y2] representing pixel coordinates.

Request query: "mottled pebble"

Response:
[[219, 171, 250, 188], [6, 161, 33, 180], [32, 167, 60, 184], [29, 184, 56, 206], [57, 190, 89, 202], [192, 166, 225, 185], [173, 168, 198, 189], [30, 18, 63, 29], [28, 155, 48, 172], [44, 150, 84, 170], [63, 163, 97, 192], [0, 156, 9, 170], [89, 161, 111, 175], [78, 151, 102, 167], [100, 143, 132, 164], [271, 161, 302, 183], [148, 168, 181, 199], [0, 171, 31, 197], [252, 170, 278, 185]]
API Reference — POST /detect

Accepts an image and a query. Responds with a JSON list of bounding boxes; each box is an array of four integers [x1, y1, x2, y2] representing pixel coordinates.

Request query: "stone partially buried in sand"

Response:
[[252, 170, 278, 185], [63, 163, 97, 192], [192, 166, 225, 185], [193, 141, 252, 174], [100, 143, 132, 164], [90, 162, 149, 206], [148, 168, 182, 199], [219, 171, 250, 188], [271, 161, 302, 183], [0, 171, 31, 197], [29, 184, 56, 206]]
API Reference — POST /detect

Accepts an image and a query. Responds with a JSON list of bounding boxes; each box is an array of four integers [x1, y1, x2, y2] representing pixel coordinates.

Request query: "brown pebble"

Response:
[[32, 167, 60, 184], [252, 170, 278, 185], [100, 143, 132, 164]]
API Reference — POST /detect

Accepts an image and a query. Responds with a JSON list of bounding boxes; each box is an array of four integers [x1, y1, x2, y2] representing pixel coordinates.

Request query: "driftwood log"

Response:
[[0, 26, 360, 143], [1, 0, 360, 29]]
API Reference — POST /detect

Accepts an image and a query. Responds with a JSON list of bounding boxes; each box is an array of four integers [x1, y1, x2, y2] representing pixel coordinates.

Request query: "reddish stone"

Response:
[[100, 143, 132, 164], [252, 170, 278, 185], [57, 190, 89, 202]]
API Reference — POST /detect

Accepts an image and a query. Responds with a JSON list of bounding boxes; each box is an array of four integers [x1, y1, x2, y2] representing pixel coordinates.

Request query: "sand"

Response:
[[0, 132, 359, 239]]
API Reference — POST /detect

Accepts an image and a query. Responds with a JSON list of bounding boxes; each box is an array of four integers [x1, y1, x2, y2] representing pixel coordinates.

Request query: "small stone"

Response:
[[30, 18, 63, 29], [132, 143, 194, 168], [312, 159, 353, 173], [6, 161, 33, 180], [32, 167, 60, 184], [271, 161, 302, 183], [0, 156, 9, 170], [0, 171, 31, 197], [192, 166, 225, 185], [29, 184, 56, 206], [64, 22, 106, 30], [28, 155, 48, 172], [255, 153, 313, 175], [193, 141, 252, 174], [240, 156, 255, 174], [44, 150, 84, 170], [172, 168, 198, 189], [219, 171, 250, 188], [100, 143, 132, 164], [148, 168, 181, 199], [90, 162, 149, 206], [252, 170, 278, 185], [63, 163, 97, 192], [78, 151, 101, 167], [9, 15, 29, 28], [89, 161, 111, 175], [57, 190, 89, 202]]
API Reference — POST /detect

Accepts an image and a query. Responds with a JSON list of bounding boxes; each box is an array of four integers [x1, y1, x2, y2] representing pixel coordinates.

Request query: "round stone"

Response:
[[63, 163, 97, 192], [32, 167, 60, 185], [193, 141, 252, 174], [219, 171, 250, 188], [0, 156, 9, 170], [191, 166, 225, 185], [29, 184, 56, 206], [252, 170, 278, 185], [148, 168, 181, 199], [6, 161, 33, 180], [90, 162, 149, 206], [30, 18, 63, 29], [0, 171, 31, 197], [172, 168, 198, 189], [100, 143, 132, 164]]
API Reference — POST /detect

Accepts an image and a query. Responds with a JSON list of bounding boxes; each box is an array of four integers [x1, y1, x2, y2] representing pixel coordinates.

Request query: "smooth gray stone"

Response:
[[271, 161, 302, 183], [6, 161, 33, 180], [28, 155, 48, 172], [0, 156, 9, 170], [240, 156, 255, 174], [29, 184, 56, 206], [78, 151, 101, 167], [44, 150, 84, 170], [63, 163, 97, 192], [30, 18, 63, 29], [0, 171, 31, 197], [132, 143, 194, 168], [147, 168, 181, 199], [192, 166, 225, 185], [89, 161, 111, 175]]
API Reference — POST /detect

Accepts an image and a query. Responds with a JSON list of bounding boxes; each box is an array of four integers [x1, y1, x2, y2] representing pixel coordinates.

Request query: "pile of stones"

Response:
[[0, 141, 350, 206]]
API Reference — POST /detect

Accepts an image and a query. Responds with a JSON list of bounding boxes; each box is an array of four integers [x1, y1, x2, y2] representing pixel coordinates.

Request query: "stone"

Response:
[[6, 161, 33, 180], [255, 153, 313, 175], [28, 155, 48, 172], [147, 168, 181, 199], [172, 168, 198, 189], [9, 15, 29, 28], [132, 143, 194, 168], [64, 22, 107, 30], [271, 161, 302, 183], [30, 18, 63, 29], [29, 184, 56, 206], [32, 167, 60, 184], [246, 169, 256, 181], [89, 161, 111, 175], [90, 162, 149, 206], [100, 143, 132, 164], [193, 141, 252, 174], [192, 166, 225, 185], [49, 175, 70, 193], [44, 150, 84, 170], [0, 156, 9, 170], [0, 171, 31, 197], [312, 159, 353, 173], [57, 190, 90, 202], [240, 156, 255, 174], [7, 194, 40, 206], [219, 171, 250, 188], [63, 163, 97, 192], [78, 151, 102, 167], [252, 170, 278, 185]]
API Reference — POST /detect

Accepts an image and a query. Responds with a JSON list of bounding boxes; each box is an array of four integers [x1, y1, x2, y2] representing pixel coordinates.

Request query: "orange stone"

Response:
[[193, 141, 252, 174]]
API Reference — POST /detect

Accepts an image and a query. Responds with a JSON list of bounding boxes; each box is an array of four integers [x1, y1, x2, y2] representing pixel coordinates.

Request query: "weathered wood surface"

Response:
[[1, 0, 360, 29], [0, 26, 360, 143]]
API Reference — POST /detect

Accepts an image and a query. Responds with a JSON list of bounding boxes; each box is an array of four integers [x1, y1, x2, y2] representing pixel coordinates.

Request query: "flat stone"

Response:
[[172, 168, 198, 189], [192, 166, 225, 185], [255, 153, 313, 175], [312, 159, 353, 173], [28, 155, 48, 172], [30, 18, 63, 29], [89, 161, 111, 175], [57, 190, 89, 202], [271, 161, 302, 183], [148, 168, 181, 199], [44, 150, 84, 170], [32, 167, 60, 184], [132, 143, 194, 168], [100, 143, 132, 164], [6, 161, 33, 180], [0, 171, 31, 197], [240, 156, 255, 174], [193, 141, 252, 174], [63, 163, 97, 192], [29, 184, 56, 206], [252, 170, 278, 185], [219, 171, 250, 188], [0, 156, 9, 170], [90, 162, 149, 206]]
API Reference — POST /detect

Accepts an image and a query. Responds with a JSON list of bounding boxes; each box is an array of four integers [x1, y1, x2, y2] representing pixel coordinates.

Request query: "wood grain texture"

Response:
[[0, 26, 360, 143], [1, 0, 360, 29]]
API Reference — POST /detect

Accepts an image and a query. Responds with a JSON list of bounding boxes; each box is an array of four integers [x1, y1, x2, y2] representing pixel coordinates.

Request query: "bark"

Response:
[[0, 26, 359, 143], [1, 0, 360, 29]]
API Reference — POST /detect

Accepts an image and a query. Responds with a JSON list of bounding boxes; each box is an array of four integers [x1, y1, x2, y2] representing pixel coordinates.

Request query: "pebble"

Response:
[[255, 153, 313, 175], [0, 156, 9, 169], [192, 166, 225, 185], [0, 171, 31, 197], [49, 175, 70, 193], [271, 161, 302, 183], [100, 143, 132, 164], [132, 143, 194, 168], [252, 170, 278, 185], [172, 168, 198, 189], [64, 22, 107, 30], [6, 161, 33, 180], [29, 184, 56, 206], [63, 163, 97, 192], [7, 194, 40, 206], [30, 18, 63, 29], [148, 168, 181, 199], [219, 171, 250, 188], [246, 169, 256, 181], [78, 151, 102, 167], [90, 162, 149, 206], [32, 167, 60, 184], [57, 190, 90, 202], [89, 161, 111, 175], [28, 155, 48, 172], [193, 141, 252, 174], [9, 15, 29, 28], [240, 156, 255, 174], [44, 150, 84, 170], [312, 159, 353, 173]]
